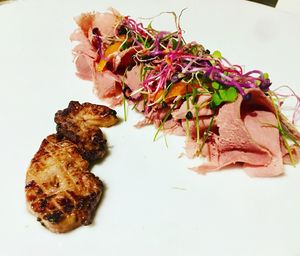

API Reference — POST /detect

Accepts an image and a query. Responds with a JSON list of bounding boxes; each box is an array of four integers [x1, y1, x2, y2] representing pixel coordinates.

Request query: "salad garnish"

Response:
[[71, 9, 300, 177]]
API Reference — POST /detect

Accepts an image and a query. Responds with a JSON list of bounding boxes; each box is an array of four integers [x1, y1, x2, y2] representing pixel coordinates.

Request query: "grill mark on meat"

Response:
[[45, 210, 64, 224], [25, 136, 103, 232], [32, 139, 101, 223], [25, 101, 118, 233], [55, 101, 118, 162], [57, 197, 74, 213]]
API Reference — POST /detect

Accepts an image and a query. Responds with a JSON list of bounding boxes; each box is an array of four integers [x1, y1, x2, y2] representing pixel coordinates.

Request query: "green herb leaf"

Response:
[[255, 80, 261, 86], [212, 81, 220, 90], [210, 86, 238, 109], [212, 50, 222, 59], [225, 86, 238, 101], [263, 72, 269, 79], [211, 92, 222, 107], [218, 89, 227, 99]]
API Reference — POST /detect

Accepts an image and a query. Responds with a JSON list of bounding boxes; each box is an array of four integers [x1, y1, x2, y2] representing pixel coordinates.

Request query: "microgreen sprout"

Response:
[[94, 9, 300, 156]]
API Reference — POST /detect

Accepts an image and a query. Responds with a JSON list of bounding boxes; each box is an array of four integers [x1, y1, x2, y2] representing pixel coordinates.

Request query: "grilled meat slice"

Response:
[[26, 101, 118, 232], [55, 101, 118, 161], [25, 134, 103, 233]]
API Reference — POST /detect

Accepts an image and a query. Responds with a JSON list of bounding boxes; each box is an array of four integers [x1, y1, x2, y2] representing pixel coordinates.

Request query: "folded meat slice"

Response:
[[243, 111, 284, 177], [193, 93, 273, 175], [93, 70, 123, 105], [124, 64, 143, 100], [71, 10, 126, 104], [135, 107, 170, 128], [70, 29, 97, 81], [107, 47, 140, 74], [281, 143, 300, 165], [91, 10, 121, 40], [74, 9, 121, 40], [74, 53, 96, 81], [162, 119, 186, 136], [172, 95, 213, 120], [182, 117, 216, 140]]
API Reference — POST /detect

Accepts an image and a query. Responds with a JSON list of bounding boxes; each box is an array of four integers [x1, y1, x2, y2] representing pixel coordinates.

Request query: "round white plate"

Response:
[[0, 0, 300, 255]]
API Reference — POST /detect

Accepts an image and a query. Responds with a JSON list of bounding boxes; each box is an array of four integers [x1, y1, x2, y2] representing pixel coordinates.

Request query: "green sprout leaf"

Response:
[[192, 87, 198, 104], [211, 93, 222, 108], [225, 86, 238, 101], [212, 50, 222, 59], [218, 89, 227, 99], [121, 41, 129, 51], [172, 38, 183, 50], [147, 21, 153, 29], [263, 72, 269, 80], [212, 81, 220, 90], [137, 34, 145, 44], [210, 86, 238, 109]]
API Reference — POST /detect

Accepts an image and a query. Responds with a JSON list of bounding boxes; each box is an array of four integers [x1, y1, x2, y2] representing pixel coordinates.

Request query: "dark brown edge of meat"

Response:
[[54, 101, 118, 162], [25, 101, 118, 233], [25, 176, 104, 233]]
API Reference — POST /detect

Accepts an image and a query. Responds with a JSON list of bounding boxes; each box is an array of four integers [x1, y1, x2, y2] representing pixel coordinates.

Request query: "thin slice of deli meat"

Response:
[[243, 110, 284, 177], [193, 93, 273, 175]]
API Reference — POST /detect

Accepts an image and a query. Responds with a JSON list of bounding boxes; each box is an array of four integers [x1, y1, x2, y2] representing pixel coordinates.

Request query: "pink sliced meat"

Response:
[[193, 93, 273, 175], [125, 64, 143, 99], [110, 47, 140, 73], [135, 118, 153, 128], [243, 110, 284, 177], [70, 9, 300, 178], [163, 119, 185, 136], [182, 117, 216, 140], [71, 29, 97, 81], [92, 9, 121, 40], [135, 107, 169, 128], [74, 12, 95, 37], [172, 95, 213, 120], [70, 30, 97, 58], [93, 70, 122, 99], [74, 54, 95, 81], [241, 88, 275, 113], [185, 138, 202, 159], [72, 42, 97, 60], [75, 9, 121, 41], [280, 138, 300, 165]]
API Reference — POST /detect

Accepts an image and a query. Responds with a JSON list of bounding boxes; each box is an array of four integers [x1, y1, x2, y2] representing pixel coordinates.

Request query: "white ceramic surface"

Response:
[[277, 0, 300, 15], [0, 0, 300, 255]]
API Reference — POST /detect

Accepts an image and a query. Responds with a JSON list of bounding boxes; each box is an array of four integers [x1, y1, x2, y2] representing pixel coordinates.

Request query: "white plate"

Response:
[[1, 0, 300, 255]]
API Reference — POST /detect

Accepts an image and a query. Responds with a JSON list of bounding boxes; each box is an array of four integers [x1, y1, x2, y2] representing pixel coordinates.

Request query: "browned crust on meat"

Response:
[[26, 101, 118, 233], [25, 134, 103, 233], [54, 101, 118, 161]]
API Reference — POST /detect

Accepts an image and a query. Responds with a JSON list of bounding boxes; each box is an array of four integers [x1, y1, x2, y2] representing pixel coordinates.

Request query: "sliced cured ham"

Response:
[[193, 93, 274, 176], [70, 9, 300, 177], [243, 110, 284, 177]]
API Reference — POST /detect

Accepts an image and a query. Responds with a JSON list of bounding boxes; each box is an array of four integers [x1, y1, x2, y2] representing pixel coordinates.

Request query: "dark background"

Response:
[[248, 0, 278, 7]]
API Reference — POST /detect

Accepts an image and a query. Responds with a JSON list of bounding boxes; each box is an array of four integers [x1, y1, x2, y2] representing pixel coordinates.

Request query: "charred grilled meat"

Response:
[[25, 101, 118, 233], [25, 135, 103, 233], [55, 101, 118, 161]]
